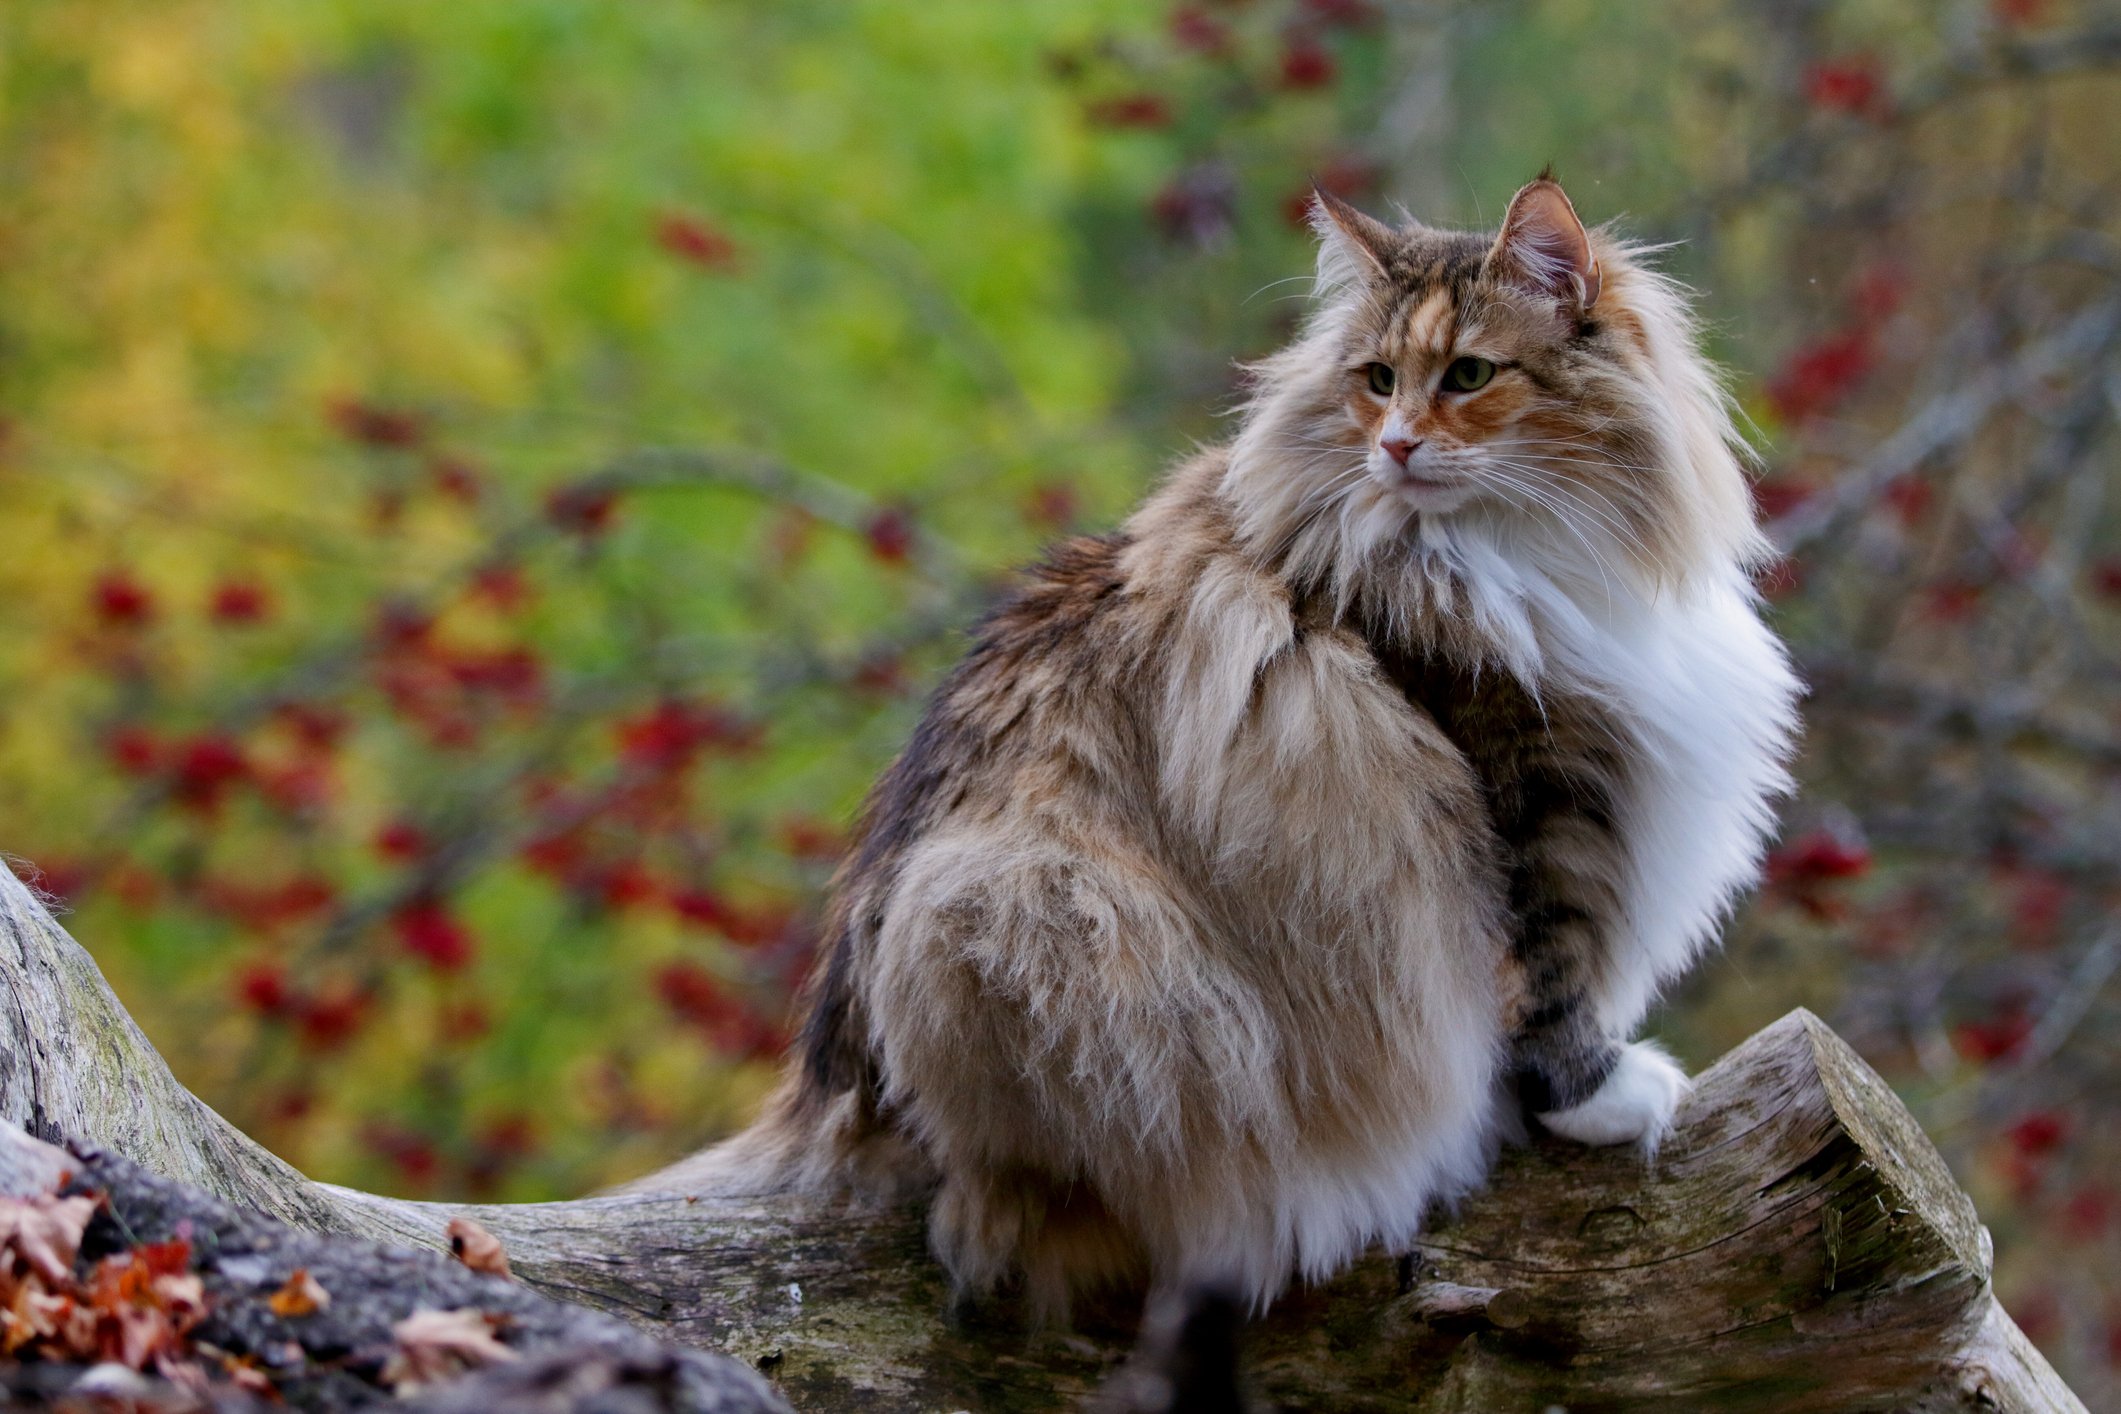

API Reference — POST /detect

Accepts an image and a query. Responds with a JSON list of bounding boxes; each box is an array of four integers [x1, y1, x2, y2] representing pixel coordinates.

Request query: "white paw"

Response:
[[1537, 1040, 1690, 1152]]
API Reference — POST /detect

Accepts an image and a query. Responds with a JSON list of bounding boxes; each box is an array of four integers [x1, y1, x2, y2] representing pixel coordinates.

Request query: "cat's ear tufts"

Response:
[[1309, 188, 1397, 283], [1487, 177, 1601, 313]]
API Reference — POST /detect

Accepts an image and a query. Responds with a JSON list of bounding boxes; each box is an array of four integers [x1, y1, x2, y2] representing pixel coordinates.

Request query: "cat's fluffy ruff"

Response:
[[638, 181, 1801, 1316]]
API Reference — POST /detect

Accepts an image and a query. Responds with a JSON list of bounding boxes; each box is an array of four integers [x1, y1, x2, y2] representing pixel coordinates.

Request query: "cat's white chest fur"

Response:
[[1433, 517, 1803, 1036]]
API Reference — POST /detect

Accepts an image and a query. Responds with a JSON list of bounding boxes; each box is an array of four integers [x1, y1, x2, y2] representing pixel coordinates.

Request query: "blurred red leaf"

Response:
[[440, 1000, 491, 1044], [1768, 330, 1873, 423], [545, 482, 622, 537], [446, 645, 545, 707], [1882, 475, 1931, 527], [274, 702, 350, 755], [364, 1124, 442, 1191], [2006, 1110, 2070, 1159], [393, 899, 475, 972], [2061, 1186, 2112, 1240], [1278, 40, 1336, 90], [1804, 57, 1889, 119], [862, 506, 916, 564], [293, 987, 369, 1052], [1953, 1007, 2031, 1064], [375, 820, 431, 863], [470, 561, 532, 613], [208, 580, 271, 626], [1851, 265, 1904, 320], [169, 734, 249, 814], [616, 698, 748, 772], [370, 599, 437, 653], [1766, 830, 1872, 885], [653, 960, 781, 1057], [106, 724, 163, 776], [235, 963, 291, 1017], [1169, 6, 1232, 54], [202, 874, 336, 934], [653, 211, 741, 271], [429, 455, 484, 504], [779, 816, 847, 863], [1921, 579, 1985, 623], [328, 397, 425, 449], [596, 860, 659, 913], [1023, 481, 1080, 530], [91, 571, 155, 628], [1084, 93, 1173, 128], [1751, 478, 1815, 520]]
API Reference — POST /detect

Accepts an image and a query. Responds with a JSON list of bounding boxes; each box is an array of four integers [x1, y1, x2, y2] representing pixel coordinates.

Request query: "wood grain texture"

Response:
[[0, 869, 2087, 1411]]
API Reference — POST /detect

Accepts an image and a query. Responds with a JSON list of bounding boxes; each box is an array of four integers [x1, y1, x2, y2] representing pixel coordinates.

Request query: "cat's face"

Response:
[[1331, 226, 1598, 517], [1228, 179, 1762, 592]]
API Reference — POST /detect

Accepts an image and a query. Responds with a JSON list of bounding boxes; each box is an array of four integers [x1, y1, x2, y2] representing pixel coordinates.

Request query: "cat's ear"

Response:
[[1309, 188, 1397, 284], [1487, 176, 1601, 312]]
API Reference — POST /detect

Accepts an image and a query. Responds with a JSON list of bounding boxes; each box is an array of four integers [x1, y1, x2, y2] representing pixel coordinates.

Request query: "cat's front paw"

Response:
[[1536, 1040, 1689, 1152]]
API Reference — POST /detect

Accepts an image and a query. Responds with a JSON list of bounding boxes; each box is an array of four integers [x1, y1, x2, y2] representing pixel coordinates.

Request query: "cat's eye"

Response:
[[1364, 362, 1396, 396], [1444, 356, 1495, 392]]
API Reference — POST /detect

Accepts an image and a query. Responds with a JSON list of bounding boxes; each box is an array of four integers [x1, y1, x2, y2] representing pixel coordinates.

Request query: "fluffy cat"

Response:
[[641, 175, 1801, 1316]]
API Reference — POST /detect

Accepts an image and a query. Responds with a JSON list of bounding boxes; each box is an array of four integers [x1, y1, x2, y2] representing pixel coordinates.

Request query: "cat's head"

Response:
[[1225, 175, 1767, 603]]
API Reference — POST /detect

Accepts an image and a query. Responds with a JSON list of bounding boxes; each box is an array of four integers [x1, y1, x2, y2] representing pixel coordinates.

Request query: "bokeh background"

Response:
[[5, 0, 2119, 1397]]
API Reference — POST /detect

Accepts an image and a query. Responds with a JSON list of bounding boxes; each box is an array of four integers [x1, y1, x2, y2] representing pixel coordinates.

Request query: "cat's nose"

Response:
[[1380, 435, 1422, 466]]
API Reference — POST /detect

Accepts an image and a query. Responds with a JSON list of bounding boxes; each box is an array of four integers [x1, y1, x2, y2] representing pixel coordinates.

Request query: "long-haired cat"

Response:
[[640, 175, 1801, 1316]]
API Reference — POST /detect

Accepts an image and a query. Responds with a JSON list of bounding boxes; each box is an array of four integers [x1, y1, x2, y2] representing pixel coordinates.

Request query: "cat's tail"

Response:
[[604, 1072, 931, 1201]]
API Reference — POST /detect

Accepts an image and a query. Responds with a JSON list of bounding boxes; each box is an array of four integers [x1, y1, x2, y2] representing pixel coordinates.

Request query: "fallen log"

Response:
[[0, 869, 2087, 1410]]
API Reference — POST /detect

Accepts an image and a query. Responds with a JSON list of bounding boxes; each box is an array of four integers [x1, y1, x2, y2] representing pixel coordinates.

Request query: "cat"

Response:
[[640, 174, 1801, 1317]]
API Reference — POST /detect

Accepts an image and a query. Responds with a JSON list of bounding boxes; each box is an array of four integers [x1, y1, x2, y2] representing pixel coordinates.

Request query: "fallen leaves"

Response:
[[266, 1266, 331, 1317], [0, 1191, 98, 1286], [1, 1189, 208, 1380], [446, 1217, 512, 1278], [382, 1307, 519, 1391]]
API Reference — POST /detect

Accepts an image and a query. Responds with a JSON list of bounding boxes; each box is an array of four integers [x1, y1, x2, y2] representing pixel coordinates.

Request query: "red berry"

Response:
[[2005, 1111, 2069, 1159], [107, 724, 163, 775], [393, 899, 474, 972], [327, 398, 425, 448], [862, 507, 915, 564], [546, 482, 622, 537], [1279, 40, 1336, 90], [210, 579, 271, 625], [1804, 58, 1888, 118], [1768, 330, 1874, 423], [92, 571, 155, 627], [375, 820, 431, 863], [237, 964, 291, 1016], [170, 733, 249, 813], [1084, 94, 1173, 129], [1169, 6, 1232, 54], [429, 455, 484, 503]]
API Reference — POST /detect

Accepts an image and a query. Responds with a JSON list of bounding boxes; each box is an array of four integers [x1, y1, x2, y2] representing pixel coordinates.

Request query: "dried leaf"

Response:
[[0, 1192, 99, 1285], [2, 1277, 77, 1356], [446, 1218, 512, 1279], [152, 1272, 207, 1326], [382, 1307, 518, 1391], [103, 1300, 174, 1369], [267, 1267, 331, 1318]]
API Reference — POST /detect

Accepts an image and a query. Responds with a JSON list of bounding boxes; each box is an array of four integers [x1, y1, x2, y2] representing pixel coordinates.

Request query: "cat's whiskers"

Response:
[[1479, 456, 1652, 560], [1467, 464, 1626, 607]]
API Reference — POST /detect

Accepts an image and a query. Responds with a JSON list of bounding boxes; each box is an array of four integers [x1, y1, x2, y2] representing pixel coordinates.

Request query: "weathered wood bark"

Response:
[[0, 1125, 787, 1413], [0, 870, 2087, 1410]]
